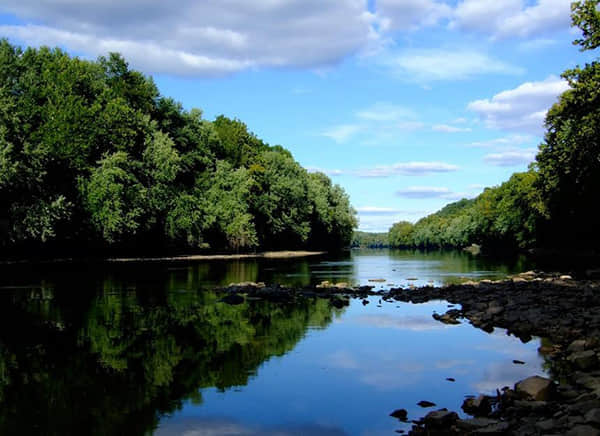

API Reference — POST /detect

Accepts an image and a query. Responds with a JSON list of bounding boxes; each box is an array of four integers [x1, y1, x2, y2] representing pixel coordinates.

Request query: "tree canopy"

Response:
[[0, 40, 357, 256], [387, 0, 600, 252]]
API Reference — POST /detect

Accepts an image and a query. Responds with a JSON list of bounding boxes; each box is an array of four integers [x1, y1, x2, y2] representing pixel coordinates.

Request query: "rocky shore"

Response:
[[219, 272, 600, 435]]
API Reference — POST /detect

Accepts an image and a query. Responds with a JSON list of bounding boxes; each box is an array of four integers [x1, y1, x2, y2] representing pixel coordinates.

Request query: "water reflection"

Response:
[[0, 251, 543, 435], [0, 283, 341, 435]]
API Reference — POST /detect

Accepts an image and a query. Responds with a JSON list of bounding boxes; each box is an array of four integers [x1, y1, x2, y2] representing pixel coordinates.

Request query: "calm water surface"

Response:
[[0, 250, 546, 435]]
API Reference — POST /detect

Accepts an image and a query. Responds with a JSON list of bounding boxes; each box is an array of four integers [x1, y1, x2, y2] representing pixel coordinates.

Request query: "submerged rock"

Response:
[[417, 401, 436, 408], [390, 409, 408, 421]]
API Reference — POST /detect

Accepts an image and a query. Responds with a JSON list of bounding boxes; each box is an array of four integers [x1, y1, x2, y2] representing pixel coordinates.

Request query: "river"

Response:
[[0, 249, 546, 435]]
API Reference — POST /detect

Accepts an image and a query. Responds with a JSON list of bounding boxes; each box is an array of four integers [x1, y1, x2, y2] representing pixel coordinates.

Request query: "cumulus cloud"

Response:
[[384, 49, 524, 82], [376, 0, 452, 31], [0, 0, 376, 76], [483, 148, 537, 166], [451, 0, 572, 39], [467, 76, 569, 134]]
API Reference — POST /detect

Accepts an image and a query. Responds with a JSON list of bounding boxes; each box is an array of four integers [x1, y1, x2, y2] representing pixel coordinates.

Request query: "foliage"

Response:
[[387, 3, 600, 252], [0, 40, 356, 255], [351, 231, 389, 248]]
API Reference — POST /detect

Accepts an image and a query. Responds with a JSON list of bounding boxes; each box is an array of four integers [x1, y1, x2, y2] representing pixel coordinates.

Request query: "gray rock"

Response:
[[569, 340, 587, 353], [515, 376, 555, 401], [456, 418, 500, 431], [566, 425, 600, 436], [473, 421, 510, 434], [463, 395, 492, 416], [423, 409, 459, 428], [535, 419, 556, 432], [569, 350, 598, 370], [585, 408, 600, 425]]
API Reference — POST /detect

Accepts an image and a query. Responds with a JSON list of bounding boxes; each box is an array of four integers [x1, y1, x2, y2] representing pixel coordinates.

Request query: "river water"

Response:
[[0, 250, 546, 435]]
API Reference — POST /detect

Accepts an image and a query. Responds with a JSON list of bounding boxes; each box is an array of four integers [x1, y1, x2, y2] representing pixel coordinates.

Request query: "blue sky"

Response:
[[0, 0, 594, 231]]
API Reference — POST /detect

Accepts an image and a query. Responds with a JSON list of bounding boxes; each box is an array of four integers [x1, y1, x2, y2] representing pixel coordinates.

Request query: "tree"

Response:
[[536, 0, 600, 246]]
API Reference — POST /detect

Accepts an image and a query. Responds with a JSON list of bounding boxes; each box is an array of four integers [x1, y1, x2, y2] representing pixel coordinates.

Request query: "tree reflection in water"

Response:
[[0, 280, 342, 435]]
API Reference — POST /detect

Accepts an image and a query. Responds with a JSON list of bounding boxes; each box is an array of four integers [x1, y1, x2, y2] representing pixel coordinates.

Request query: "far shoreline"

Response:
[[0, 250, 328, 266]]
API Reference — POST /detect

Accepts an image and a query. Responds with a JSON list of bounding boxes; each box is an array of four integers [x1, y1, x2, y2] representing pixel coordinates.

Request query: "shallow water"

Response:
[[0, 249, 544, 435]]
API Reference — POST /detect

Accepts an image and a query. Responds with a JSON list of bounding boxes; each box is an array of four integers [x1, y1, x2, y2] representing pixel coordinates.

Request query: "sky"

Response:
[[0, 0, 595, 232]]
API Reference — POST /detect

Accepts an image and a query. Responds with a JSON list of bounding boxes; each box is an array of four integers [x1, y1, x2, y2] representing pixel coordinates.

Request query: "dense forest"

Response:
[[389, 0, 599, 253], [0, 41, 356, 257]]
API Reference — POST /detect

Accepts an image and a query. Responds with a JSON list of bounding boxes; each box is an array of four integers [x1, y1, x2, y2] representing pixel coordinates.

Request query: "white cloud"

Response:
[[396, 186, 468, 199], [518, 38, 558, 51], [356, 102, 415, 121], [0, 0, 376, 76], [432, 124, 472, 133], [483, 148, 537, 166], [467, 134, 534, 148], [321, 124, 364, 143], [356, 161, 459, 177], [376, 0, 452, 31], [356, 206, 422, 215], [451, 0, 572, 39], [384, 48, 524, 82], [306, 167, 344, 176], [308, 161, 459, 177], [321, 102, 423, 143], [467, 76, 569, 134]]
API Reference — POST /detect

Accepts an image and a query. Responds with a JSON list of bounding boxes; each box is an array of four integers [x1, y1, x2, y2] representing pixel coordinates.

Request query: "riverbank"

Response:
[[0, 250, 327, 266], [218, 273, 600, 435]]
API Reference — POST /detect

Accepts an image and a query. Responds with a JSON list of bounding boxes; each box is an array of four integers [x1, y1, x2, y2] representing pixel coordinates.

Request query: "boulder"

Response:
[[566, 425, 600, 436], [569, 350, 598, 370], [456, 418, 499, 431], [462, 395, 492, 417], [515, 376, 555, 401], [423, 409, 459, 428]]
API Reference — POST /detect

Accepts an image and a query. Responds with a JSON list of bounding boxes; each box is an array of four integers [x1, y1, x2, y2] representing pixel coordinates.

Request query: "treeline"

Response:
[[351, 231, 389, 248], [389, 1, 599, 253], [0, 40, 356, 256]]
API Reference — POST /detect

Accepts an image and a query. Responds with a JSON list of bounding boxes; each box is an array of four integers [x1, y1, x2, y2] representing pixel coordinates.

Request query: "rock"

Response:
[[406, 277, 418, 281], [446, 377, 455, 382], [515, 376, 555, 401], [560, 275, 573, 280], [473, 421, 510, 434], [390, 409, 408, 421], [585, 408, 600, 425], [568, 340, 587, 353], [362, 299, 369, 305], [569, 350, 598, 370], [456, 418, 499, 431], [331, 297, 349, 309], [535, 419, 556, 432], [566, 425, 600, 436], [417, 400, 436, 408], [221, 294, 245, 305], [513, 360, 525, 365], [433, 312, 461, 325], [423, 409, 459, 428], [462, 395, 492, 417], [368, 278, 386, 282]]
